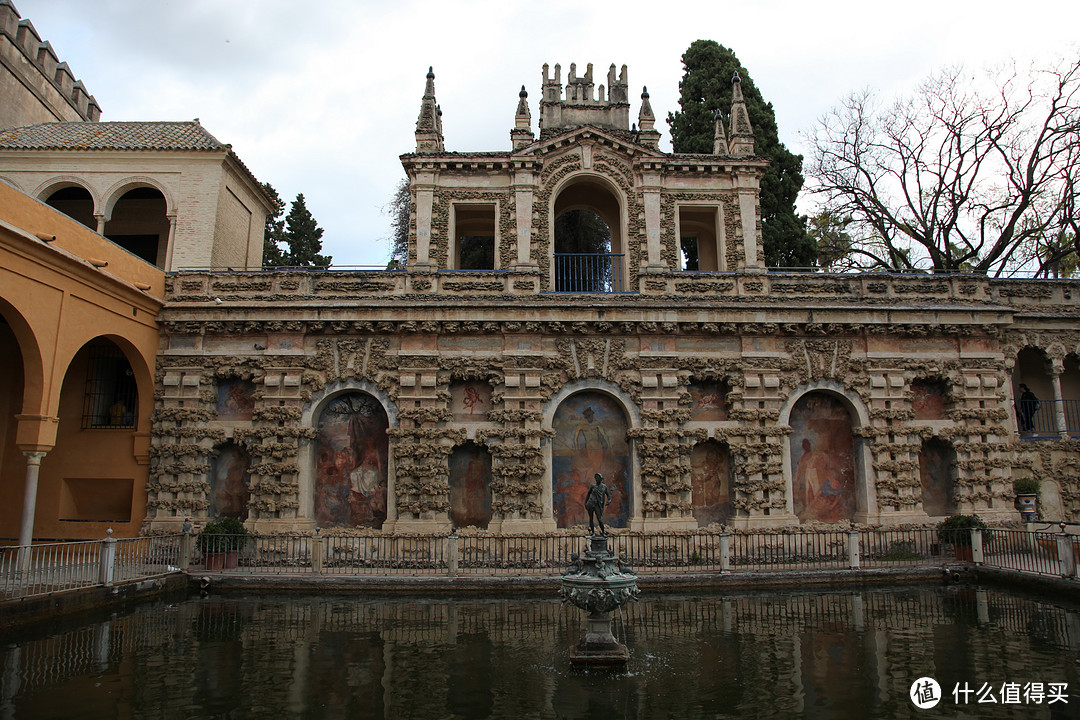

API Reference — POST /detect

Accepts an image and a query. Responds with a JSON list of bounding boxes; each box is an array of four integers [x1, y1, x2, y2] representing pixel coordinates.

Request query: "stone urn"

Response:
[[559, 534, 639, 664]]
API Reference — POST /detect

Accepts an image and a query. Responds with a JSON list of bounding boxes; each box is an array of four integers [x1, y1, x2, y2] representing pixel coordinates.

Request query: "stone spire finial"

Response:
[[712, 108, 728, 154], [728, 71, 754, 156], [415, 66, 445, 153], [636, 86, 661, 149], [511, 84, 535, 150]]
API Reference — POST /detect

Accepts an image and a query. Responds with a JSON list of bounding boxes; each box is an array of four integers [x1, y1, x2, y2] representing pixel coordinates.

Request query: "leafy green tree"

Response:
[[386, 178, 410, 268], [667, 40, 815, 268], [261, 183, 288, 268]]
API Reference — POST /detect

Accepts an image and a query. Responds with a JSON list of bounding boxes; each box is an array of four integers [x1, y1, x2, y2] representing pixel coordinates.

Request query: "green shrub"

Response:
[[196, 518, 248, 553], [937, 514, 992, 546]]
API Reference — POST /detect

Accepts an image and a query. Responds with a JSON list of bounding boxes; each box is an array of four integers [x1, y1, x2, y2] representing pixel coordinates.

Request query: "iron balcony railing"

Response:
[[553, 253, 625, 293], [1014, 398, 1080, 438]]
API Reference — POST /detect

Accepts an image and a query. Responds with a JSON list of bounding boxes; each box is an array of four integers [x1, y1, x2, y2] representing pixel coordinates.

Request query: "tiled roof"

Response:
[[0, 121, 227, 151]]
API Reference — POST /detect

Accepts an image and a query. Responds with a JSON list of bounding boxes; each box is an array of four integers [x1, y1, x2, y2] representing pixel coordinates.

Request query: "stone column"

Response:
[[163, 213, 178, 271], [513, 168, 537, 268], [642, 188, 663, 268], [17, 451, 47, 547], [738, 189, 761, 270], [412, 172, 437, 269], [1050, 367, 1067, 437]]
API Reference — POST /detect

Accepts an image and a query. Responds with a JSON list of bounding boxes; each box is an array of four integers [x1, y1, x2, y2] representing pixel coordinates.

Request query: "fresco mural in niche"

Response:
[[688, 380, 729, 421], [315, 392, 389, 528], [919, 438, 956, 516], [450, 381, 491, 423], [217, 379, 256, 420], [790, 392, 857, 523], [690, 440, 733, 526], [209, 442, 251, 520], [448, 442, 493, 529], [911, 379, 947, 421], [552, 392, 630, 529]]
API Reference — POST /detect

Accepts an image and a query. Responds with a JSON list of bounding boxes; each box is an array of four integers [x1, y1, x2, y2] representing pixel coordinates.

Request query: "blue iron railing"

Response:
[[553, 253, 624, 293]]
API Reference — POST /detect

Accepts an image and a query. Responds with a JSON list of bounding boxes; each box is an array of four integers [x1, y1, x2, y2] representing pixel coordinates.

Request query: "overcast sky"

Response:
[[16, 0, 1080, 266]]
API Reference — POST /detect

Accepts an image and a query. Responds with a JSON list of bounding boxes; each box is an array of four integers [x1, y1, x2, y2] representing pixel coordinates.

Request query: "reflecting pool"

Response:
[[1, 585, 1079, 719]]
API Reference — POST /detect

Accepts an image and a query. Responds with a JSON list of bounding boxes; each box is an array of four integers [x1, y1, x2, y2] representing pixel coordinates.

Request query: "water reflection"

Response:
[[1, 586, 1078, 719]]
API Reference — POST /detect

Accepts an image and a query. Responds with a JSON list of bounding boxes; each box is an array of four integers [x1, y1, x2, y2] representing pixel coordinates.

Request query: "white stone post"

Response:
[[447, 533, 459, 577], [848, 530, 861, 569], [719, 533, 730, 573], [970, 528, 984, 565], [311, 533, 324, 575], [1056, 531, 1078, 578], [99, 529, 116, 586]]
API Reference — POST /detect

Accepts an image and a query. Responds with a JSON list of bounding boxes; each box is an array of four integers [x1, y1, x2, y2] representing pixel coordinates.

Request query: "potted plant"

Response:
[[1013, 478, 1040, 522], [937, 514, 991, 562], [197, 517, 248, 570]]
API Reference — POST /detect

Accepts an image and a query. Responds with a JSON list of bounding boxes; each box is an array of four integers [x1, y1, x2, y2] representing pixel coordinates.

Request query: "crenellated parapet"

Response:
[[539, 62, 630, 134], [0, 1, 101, 127]]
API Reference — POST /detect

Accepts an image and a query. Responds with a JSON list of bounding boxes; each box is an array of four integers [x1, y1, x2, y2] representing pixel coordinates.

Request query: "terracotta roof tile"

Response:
[[0, 121, 226, 151]]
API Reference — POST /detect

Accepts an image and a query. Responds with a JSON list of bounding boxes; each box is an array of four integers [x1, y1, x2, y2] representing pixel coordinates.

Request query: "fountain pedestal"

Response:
[[559, 534, 639, 665]]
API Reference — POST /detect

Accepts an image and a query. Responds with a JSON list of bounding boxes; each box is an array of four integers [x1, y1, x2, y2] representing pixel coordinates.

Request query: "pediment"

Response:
[[516, 125, 666, 161]]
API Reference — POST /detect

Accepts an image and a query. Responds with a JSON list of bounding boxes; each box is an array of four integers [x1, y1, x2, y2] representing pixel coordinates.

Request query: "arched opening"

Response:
[[209, 441, 251, 520], [1013, 348, 1053, 436], [104, 186, 169, 267], [51, 337, 144, 526], [1063, 354, 1080, 437], [911, 378, 949, 420], [0, 311, 26, 536], [44, 185, 95, 230], [789, 391, 857, 523], [919, 437, 956, 517], [552, 177, 624, 292], [551, 391, 630, 529], [314, 392, 388, 528], [690, 439, 733, 526], [448, 441, 493, 529]]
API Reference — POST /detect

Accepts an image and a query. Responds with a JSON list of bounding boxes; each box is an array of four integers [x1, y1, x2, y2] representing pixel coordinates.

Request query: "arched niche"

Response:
[[546, 384, 635, 529], [919, 437, 956, 518], [209, 441, 251, 520], [690, 439, 733, 527], [311, 391, 390, 529], [781, 383, 876, 524], [448, 440, 493, 529], [911, 377, 950, 421]]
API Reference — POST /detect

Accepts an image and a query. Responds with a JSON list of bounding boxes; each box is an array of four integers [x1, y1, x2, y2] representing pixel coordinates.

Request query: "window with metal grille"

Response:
[[81, 341, 138, 429]]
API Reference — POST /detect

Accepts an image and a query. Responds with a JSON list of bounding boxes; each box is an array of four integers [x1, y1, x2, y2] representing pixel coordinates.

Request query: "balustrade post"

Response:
[[99, 529, 116, 586], [311, 533, 324, 575], [1056, 529, 1078, 578], [848, 530, 861, 569], [447, 533, 459, 577], [179, 524, 192, 571], [719, 533, 730, 573], [970, 528, 984, 565]]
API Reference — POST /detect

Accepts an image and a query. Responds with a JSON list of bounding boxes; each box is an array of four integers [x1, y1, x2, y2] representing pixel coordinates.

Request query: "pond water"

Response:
[[1, 584, 1078, 719]]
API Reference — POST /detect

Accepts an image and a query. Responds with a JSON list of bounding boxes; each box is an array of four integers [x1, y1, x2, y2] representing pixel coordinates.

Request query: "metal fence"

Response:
[[186, 528, 966, 578], [1014, 398, 1080, 438], [1, 533, 182, 601], [5, 527, 1077, 601], [553, 253, 625, 293]]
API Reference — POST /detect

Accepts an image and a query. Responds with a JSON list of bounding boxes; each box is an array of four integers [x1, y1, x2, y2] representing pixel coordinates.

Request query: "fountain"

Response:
[[559, 533, 639, 664]]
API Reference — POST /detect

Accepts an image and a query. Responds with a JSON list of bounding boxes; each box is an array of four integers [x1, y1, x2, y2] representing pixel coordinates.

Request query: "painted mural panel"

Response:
[[790, 392, 856, 523], [210, 442, 251, 520], [919, 438, 956, 517], [552, 392, 630, 529], [690, 440, 732, 526], [315, 393, 388, 528], [450, 381, 491, 423], [911, 380, 946, 421], [217, 380, 256, 420], [449, 443, 493, 529], [688, 381, 729, 421]]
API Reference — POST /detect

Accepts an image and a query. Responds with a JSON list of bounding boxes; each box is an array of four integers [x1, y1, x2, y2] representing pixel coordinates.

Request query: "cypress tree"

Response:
[[667, 40, 815, 268]]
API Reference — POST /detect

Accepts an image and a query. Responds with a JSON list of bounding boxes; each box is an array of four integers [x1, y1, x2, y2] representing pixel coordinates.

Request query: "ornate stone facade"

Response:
[[147, 64, 1080, 535]]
